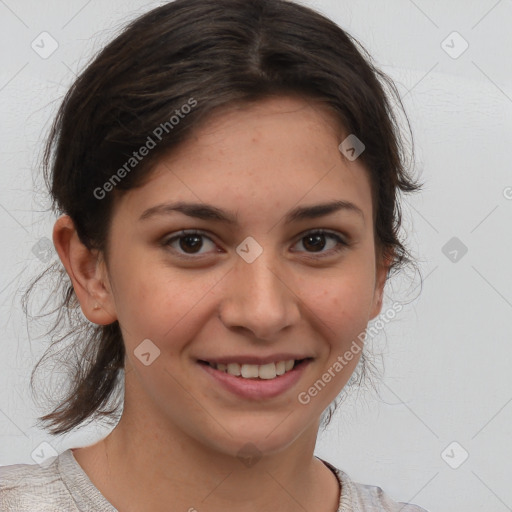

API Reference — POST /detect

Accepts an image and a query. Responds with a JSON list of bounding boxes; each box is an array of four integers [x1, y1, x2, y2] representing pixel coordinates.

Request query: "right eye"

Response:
[[162, 230, 220, 259]]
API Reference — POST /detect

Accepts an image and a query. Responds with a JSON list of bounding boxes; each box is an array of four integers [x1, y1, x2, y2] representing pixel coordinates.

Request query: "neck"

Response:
[[73, 373, 340, 512]]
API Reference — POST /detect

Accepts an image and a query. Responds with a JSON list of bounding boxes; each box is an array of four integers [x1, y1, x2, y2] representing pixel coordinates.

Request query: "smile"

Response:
[[197, 358, 313, 400], [204, 359, 299, 379]]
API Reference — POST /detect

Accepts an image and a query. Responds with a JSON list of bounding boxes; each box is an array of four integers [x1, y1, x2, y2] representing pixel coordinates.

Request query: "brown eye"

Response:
[[163, 230, 217, 258], [178, 234, 203, 253], [302, 233, 327, 252], [292, 230, 348, 257]]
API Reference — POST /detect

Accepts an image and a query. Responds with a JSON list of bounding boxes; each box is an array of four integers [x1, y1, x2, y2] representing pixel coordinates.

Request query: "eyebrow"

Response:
[[138, 199, 364, 225]]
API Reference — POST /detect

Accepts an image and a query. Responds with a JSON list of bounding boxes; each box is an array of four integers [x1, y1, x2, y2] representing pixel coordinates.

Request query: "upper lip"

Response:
[[198, 354, 313, 365]]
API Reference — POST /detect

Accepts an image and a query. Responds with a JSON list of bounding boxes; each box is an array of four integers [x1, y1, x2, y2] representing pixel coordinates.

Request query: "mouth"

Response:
[[197, 357, 313, 400], [197, 358, 312, 380]]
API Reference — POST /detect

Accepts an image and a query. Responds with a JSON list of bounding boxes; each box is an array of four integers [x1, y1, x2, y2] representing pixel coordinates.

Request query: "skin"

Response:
[[53, 95, 391, 512]]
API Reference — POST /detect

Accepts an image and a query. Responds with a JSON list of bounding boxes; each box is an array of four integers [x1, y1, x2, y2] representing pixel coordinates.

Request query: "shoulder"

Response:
[[0, 453, 79, 512], [319, 458, 431, 512], [348, 480, 429, 512]]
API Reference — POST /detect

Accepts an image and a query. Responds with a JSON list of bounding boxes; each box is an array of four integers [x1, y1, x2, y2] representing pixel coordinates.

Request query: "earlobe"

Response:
[[369, 289, 384, 321], [52, 214, 117, 325], [369, 249, 393, 320]]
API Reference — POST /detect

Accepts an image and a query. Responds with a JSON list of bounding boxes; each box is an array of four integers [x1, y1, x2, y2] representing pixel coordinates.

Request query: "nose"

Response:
[[217, 249, 301, 341]]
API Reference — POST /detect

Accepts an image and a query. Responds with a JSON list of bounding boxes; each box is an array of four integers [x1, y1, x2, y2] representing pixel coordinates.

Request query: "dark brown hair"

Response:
[[23, 0, 421, 436]]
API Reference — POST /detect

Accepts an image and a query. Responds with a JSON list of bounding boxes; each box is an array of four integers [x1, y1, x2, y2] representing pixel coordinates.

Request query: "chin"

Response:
[[206, 418, 313, 460]]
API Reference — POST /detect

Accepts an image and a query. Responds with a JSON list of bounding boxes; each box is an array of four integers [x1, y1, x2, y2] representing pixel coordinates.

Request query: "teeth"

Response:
[[257, 363, 277, 380], [209, 359, 298, 379], [226, 363, 241, 376], [241, 364, 260, 378], [275, 361, 286, 376]]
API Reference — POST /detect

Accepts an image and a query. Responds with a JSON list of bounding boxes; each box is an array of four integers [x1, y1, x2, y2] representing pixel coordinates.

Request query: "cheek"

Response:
[[305, 269, 376, 330], [112, 260, 217, 348]]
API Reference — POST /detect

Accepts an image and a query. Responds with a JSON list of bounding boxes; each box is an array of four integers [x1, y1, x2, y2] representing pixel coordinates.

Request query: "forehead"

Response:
[[114, 96, 373, 226]]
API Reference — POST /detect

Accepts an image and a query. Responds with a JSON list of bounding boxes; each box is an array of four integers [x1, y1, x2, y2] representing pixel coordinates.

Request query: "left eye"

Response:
[[292, 230, 348, 256], [163, 230, 218, 257], [162, 229, 348, 258]]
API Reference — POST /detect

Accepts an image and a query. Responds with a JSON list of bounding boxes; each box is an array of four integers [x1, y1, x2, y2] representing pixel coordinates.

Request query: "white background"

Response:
[[1, 1, 511, 511]]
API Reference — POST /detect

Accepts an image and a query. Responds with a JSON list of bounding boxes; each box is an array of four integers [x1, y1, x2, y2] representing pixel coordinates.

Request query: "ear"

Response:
[[52, 214, 117, 325], [369, 247, 394, 321]]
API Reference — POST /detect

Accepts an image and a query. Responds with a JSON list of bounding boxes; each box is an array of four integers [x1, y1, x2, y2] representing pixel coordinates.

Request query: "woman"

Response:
[[0, 0, 427, 510]]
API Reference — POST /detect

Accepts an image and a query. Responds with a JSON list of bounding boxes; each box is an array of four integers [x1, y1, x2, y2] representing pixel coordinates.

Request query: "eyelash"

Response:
[[161, 229, 349, 260]]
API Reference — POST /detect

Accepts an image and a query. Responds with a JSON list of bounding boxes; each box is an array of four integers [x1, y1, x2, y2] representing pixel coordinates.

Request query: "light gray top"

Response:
[[0, 449, 429, 511]]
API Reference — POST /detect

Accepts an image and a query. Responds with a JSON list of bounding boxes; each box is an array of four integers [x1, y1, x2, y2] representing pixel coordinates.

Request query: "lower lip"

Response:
[[198, 360, 312, 400]]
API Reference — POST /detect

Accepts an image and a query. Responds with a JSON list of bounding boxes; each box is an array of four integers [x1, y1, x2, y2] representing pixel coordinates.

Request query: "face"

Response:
[[91, 96, 388, 457]]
